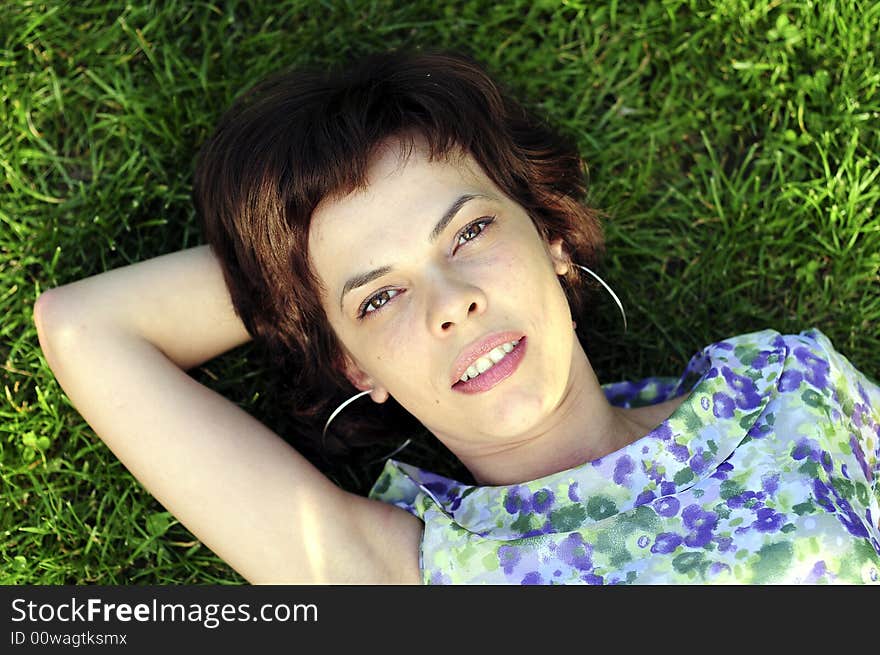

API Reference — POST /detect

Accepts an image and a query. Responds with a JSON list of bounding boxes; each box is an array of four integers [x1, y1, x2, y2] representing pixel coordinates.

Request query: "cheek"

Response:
[[373, 324, 435, 402], [372, 320, 418, 372], [466, 238, 522, 278], [485, 241, 552, 295]]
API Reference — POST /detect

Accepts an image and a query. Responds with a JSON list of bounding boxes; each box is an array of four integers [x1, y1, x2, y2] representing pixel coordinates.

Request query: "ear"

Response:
[[548, 237, 570, 276], [339, 352, 390, 404]]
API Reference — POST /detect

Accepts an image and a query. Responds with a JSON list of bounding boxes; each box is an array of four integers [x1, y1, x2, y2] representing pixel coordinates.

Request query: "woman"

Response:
[[34, 49, 879, 584]]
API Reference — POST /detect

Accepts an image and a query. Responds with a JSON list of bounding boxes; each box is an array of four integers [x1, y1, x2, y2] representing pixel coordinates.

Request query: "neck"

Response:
[[449, 342, 651, 486]]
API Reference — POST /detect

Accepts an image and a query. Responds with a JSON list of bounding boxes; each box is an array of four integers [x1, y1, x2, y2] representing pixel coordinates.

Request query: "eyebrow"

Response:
[[339, 193, 488, 312]]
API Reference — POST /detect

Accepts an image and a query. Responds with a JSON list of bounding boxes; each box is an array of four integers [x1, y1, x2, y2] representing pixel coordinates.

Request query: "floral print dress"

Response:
[[368, 328, 880, 584]]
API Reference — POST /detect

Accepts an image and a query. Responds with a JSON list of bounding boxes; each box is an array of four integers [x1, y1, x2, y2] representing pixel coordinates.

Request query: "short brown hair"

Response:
[[194, 48, 605, 457]]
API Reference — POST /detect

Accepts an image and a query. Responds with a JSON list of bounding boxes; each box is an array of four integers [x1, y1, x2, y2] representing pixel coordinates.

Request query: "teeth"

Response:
[[488, 347, 506, 364], [475, 356, 494, 373], [459, 339, 520, 383]]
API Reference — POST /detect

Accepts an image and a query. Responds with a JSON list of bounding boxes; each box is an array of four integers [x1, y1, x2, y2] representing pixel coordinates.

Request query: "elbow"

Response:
[[33, 289, 51, 324], [33, 289, 55, 344], [33, 289, 56, 368], [33, 289, 73, 369], [34, 288, 64, 335]]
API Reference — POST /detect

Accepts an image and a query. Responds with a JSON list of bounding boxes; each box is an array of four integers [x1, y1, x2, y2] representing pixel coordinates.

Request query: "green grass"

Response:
[[2, 0, 878, 584]]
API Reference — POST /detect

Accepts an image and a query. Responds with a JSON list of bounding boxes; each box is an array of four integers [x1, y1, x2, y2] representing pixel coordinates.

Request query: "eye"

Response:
[[356, 215, 496, 320], [357, 288, 400, 319], [456, 216, 493, 248]]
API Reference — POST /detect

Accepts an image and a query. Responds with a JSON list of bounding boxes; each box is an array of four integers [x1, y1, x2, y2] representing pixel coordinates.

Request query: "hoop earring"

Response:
[[321, 389, 413, 463], [322, 389, 371, 443], [572, 263, 628, 333], [321, 261, 627, 459]]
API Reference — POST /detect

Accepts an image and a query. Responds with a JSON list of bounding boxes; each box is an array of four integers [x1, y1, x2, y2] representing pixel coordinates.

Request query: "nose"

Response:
[[426, 271, 487, 335]]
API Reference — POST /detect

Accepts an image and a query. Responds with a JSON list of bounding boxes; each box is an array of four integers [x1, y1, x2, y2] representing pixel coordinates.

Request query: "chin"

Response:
[[479, 392, 550, 435]]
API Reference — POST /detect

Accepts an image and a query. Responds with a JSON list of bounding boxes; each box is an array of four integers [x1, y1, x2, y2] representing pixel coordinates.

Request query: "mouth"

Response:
[[451, 336, 527, 394]]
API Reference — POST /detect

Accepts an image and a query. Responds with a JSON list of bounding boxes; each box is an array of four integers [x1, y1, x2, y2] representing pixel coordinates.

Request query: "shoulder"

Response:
[[713, 326, 876, 396], [781, 327, 879, 405]]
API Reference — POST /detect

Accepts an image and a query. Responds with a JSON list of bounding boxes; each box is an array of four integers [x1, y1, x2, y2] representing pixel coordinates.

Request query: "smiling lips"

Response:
[[451, 334, 527, 394]]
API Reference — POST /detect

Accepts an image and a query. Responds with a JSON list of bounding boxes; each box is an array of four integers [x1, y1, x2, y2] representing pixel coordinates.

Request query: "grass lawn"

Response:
[[2, 0, 878, 584]]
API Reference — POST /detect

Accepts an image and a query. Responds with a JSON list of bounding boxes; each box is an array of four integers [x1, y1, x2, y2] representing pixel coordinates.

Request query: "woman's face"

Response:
[[308, 137, 581, 452]]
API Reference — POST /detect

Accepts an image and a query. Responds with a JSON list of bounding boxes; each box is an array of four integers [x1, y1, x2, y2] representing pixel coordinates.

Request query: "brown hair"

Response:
[[194, 48, 605, 458]]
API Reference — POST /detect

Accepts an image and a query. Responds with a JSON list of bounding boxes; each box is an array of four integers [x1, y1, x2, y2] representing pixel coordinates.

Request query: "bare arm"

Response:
[[34, 245, 422, 584]]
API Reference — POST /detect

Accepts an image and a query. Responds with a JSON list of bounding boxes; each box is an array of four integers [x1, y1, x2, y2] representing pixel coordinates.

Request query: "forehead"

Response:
[[311, 139, 488, 236], [308, 139, 498, 287]]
